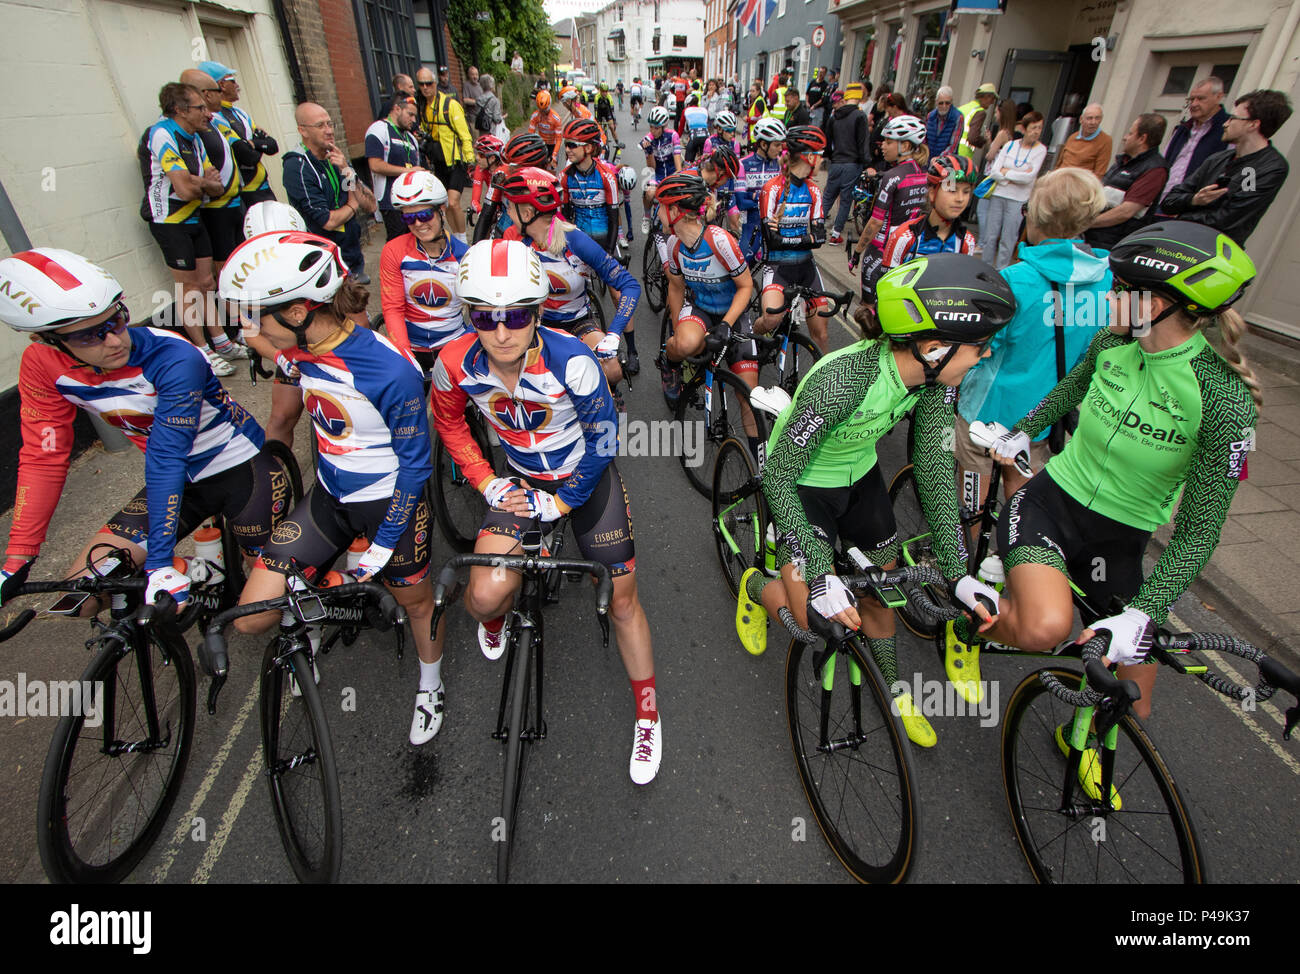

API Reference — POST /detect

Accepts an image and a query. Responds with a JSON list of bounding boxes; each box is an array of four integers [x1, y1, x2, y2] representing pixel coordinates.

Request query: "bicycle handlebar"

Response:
[[777, 564, 955, 644], [765, 286, 853, 319]]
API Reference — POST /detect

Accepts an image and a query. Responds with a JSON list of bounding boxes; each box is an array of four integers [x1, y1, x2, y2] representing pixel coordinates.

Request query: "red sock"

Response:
[[631, 675, 657, 722], [483, 615, 504, 635]]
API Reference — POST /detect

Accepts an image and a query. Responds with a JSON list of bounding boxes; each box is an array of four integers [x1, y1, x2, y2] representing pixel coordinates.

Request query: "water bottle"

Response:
[[764, 524, 777, 573], [978, 554, 1005, 588], [188, 525, 225, 585]]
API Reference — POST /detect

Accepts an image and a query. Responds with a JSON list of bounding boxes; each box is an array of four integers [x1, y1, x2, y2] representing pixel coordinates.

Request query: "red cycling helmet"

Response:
[[561, 118, 603, 146], [475, 134, 504, 159], [784, 124, 828, 159], [500, 166, 562, 213], [503, 133, 552, 169], [706, 142, 741, 181], [928, 153, 979, 185]]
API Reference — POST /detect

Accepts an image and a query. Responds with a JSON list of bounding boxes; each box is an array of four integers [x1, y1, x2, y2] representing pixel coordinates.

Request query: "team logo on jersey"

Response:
[[122, 496, 149, 515], [410, 277, 454, 308], [546, 270, 572, 296], [489, 393, 552, 431], [100, 409, 155, 435], [271, 520, 302, 546], [304, 391, 353, 439]]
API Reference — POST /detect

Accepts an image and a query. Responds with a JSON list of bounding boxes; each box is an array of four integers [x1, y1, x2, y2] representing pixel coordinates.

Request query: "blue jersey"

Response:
[[665, 224, 748, 317], [640, 129, 682, 181], [561, 161, 619, 240], [683, 106, 709, 141], [737, 153, 781, 257], [759, 172, 825, 264], [506, 225, 640, 336]]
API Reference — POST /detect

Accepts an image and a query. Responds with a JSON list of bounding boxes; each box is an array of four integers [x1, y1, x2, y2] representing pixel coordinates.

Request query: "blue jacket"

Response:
[[1161, 107, 1229, 181], [959, 238, 1111, 440], [926, 107, 962, 157]]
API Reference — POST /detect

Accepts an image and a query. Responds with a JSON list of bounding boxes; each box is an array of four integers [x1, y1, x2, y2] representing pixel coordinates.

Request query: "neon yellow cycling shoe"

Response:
[[1055, 722, 1121, 809], [942, 619, 984, 706], [736, 567, 767, 656], [892, 691, 936, 748]]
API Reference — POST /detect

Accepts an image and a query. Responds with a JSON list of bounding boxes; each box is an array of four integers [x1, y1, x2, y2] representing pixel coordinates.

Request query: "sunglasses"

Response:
[[564, 140, 586, 149], [58, 304, 130, 347], [469, 307, 536, 331], [419, 81, 436, 86], [401, 208, 439, 225]]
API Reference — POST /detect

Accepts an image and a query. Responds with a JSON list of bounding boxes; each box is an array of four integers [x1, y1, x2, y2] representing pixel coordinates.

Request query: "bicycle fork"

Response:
[[1059, 682, 1122, 815], [815, 646, 868, 753]]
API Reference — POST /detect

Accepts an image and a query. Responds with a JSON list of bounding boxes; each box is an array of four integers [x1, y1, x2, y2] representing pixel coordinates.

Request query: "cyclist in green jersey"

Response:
[[736, 254, 1017, 746], [970, 221, 1262, 727]]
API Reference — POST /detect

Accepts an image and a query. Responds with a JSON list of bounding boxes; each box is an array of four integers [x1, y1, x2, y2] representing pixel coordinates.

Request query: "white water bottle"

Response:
[[191, 525, 225, 586], [978, 554, 1005, 586]]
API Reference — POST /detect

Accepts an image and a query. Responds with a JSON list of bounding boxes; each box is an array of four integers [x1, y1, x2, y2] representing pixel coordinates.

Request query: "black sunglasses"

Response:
[[57, 304, 131, 347]]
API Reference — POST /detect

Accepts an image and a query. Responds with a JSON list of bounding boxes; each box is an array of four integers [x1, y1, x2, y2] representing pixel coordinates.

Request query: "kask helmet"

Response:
[[752, 117, 786, 143], [457, 239, 550, 308], [928, 153, 979, 186], [0, 249, 123, 332], [560, 86, 579, 103], [562, 118, 603, 146], [503, 133, 551, 168], [647, 106, 671, 127], [654, 172, 709, 212], [243, 200, 306, 239], [500, 166, 562, 213], [219, 231, 348, 310], [784, 125, 828, 158], [1108, 221, 1255, 316], [391, 170, 448, 208], [881, 114, 926, 146], [875, 253, 1016, 344], [617, 166, 638, 192]]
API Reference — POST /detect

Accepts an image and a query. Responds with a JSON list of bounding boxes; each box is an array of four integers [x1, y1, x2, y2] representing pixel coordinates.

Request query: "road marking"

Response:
[[191, 735, 263, 884], [1167, 609, 1298, 776], [150, 668, 260, 883]]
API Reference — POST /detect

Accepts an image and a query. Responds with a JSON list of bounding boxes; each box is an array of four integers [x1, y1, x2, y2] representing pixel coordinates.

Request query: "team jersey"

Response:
[[10, 328, 264, 569], [1014, 328, 1257, 625], [682, 106, 709, 141], [664, 224, 747, 317], [758, 172, 825, 264], [736, 153, 781, 257], [504, 225, 639, 334], [219, 103, 271, 195], [528, 109, 564, 145], [764, 339, 966, 581], [197, 115, 244, 209], [568, 102, 594, 121], [364, 119, 421, 210], [431, 327, 618, 511], [561, 161, 619, 239], [702, 135, 742, 159], [595, 94, 615, 120], [137, 117, 209, 224], [629, 84, 644, 101], [868, 159, 928, 254], [641, 129, 682, 181], [379, 233, 470, 354], [280, 323, 430, 550], [881, 215, 976, 267]]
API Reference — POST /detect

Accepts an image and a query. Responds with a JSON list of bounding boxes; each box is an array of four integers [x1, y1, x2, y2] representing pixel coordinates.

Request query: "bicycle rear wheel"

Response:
[[711, 437, 768, 598], [498, 628, 534, 884], [1001, 667, 1205, 884], [887, 463, 945, 639], [432, 417, 494, 553], [37, 625, 195, 883], [260, 641, 342, 883], [786, 635, 919, 883], [675, 368, 768, 499], [643, 233, 666, 313]]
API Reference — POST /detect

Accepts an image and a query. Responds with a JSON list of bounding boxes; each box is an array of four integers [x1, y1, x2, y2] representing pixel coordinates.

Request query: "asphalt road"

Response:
[[0, 100, 1296, 884]]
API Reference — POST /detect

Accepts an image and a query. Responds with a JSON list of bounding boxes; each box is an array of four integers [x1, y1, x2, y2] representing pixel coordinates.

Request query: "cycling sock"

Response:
[[483, 614, 504, 635], [631, 675, 658, 722], [744, 569, 767, 607], [953, 614, 982, 645], [625, 331, 637, 354], [210, 333, 236, 354], [419, 658, 442, 692], [866, 634, 898, 688]]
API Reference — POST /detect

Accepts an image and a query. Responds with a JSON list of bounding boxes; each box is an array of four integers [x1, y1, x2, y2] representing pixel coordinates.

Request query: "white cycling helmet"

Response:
[[457, 240, 549, 308], [617, 166, 638, 192], [0, 248, 123, 332], [647, 106, 671, 127], [715, 110, 738, 131], [752, 117, 787, 143], [391, 169, 448, 208], [243, 200, 307, 239], [881, 114, 927, 146], [220, 231, 348, 310]]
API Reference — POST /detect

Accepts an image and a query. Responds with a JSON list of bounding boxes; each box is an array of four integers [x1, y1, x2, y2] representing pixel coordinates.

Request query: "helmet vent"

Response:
[[1185, 267, 1217, 286], [903, 298, 925, 324]]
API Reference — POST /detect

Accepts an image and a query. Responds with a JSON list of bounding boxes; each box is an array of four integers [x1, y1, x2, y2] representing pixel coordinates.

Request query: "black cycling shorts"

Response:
[[434, 160, 471, 193], [676, 303, 758, 373], [998, 471, 1149, 623], [149, 221, 213, 271], [103, 445, 295, 557], [200, 206, 246, 263], [480, 463, 635, 577], [783, 463, 899, 569], [258, 482, 432, 585], [761, 259, 828, 313]]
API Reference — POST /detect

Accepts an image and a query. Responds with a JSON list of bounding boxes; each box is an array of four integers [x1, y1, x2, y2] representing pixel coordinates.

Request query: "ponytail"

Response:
[[1206, 309, 1264, 410], [852, 301, 885, 341], [331, 277, 369, 318]]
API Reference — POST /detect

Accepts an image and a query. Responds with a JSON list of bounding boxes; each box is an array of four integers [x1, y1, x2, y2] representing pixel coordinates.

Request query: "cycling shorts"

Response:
[[676, 303, 757, 374], [258, 481, 432, 585], [544, 309, 603, 341], [149, 221, 213, 271], [480, 463, 635, 577], [761, 260, 829, 315], [103, 444, 294, 557], [200, 206, 246, 263], [779, 463, 898, 570], [998, 471, 1149, 624]]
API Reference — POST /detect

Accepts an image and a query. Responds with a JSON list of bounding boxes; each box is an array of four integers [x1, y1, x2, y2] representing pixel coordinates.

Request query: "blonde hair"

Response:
[[1027, 167, 1105, 239], [539, 213, 576, 257], [901, 142, 929, 168], [1205, 308, 1264, 410]]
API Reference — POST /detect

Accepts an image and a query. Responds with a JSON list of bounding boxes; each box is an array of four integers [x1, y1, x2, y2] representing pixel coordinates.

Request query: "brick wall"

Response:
[[319, 0, 373, 156], [442, 20, 465, 94], [281, 0, 350, 150]]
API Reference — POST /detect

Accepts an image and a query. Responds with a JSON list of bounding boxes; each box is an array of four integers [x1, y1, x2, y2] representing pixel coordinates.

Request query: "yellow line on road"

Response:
[[190, 735, 264, 883]]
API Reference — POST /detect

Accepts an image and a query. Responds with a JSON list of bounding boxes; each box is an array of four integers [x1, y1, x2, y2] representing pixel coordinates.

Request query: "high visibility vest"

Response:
[[768, 86, 788, 122], [956, 98, 981, 158]]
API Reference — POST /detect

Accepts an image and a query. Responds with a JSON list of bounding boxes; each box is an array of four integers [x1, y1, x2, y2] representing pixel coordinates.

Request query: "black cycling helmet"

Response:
[[784, 124, 828, 158], [654, 172, 710, 213], [1108, 220, 1255, 318], [502, 133, 552, 169], [706, 142, 740, 181]]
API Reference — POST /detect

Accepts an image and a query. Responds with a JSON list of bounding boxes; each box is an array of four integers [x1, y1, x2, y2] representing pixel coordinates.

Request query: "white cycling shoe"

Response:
[[409, 686, 445, 745], [289, 654, 321, 698], [629, 715, 662, 785], [478, 620, 507, 661], [203, 347, 235, 377]]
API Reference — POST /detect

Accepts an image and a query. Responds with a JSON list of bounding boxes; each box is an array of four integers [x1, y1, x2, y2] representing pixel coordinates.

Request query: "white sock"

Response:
[[419, 658, 442, 693]]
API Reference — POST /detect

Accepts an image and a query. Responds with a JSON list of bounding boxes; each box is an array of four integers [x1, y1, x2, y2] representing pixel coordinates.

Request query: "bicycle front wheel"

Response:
[[498, 628, 534, 884], [887, 463, 946, 639], [432, 425, 491, 553], [786, 635, 919, 883], [711, 437, 768, 598], [261, 642, 342, 883], [1001, 667, 1205, 884], [675, 368, 768, 499], [643, 234, 666, 313], [37, 625, 195, 883]]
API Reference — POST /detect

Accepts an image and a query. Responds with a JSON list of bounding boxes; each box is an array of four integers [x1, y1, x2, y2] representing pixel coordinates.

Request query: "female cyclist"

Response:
[[219, 232, 443, 746], [559, 118, 622, 254], [702, 111, 743, 161], [735, 253, 1017, 747], [470, 134, 512, 243], [880, 154, 979, 266], [695, 142, 742, 237], [754, 124, 832, 353], [639, 105, 683, 235], [0, 248, 290, 612], [848, 114, 929, 304], [736, 117, 786, 264], [431, 239, 662, 784]]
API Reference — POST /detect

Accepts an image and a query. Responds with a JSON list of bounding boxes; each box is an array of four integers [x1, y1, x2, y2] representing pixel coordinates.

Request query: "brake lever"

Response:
[[597, 611, 610, 650], [1285, 703, 1298, 741], [206, 673, 226, 716]]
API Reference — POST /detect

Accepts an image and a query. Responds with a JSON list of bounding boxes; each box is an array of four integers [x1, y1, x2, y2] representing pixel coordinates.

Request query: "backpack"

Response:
[[475, 100, 490, 133]]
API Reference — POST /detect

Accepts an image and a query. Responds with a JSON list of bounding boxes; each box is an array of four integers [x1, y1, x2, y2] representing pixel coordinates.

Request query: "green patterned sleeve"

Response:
[[1129, 356, 1258, 626], [762, 346, 876, 581], [1015, 328, 1119, 439], [911, 384, 970, 580]]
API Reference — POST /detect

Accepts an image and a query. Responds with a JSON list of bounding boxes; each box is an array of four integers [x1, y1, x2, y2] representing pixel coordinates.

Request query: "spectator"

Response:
[[745, 80, 768, 140], [179, 70, 250, 287], [925, 86, 964, 157], [511, 51, 524, 74], [392, 73, 416, 99], [784, 87, 810, 128], [1160, 77, 1229, 202], [1159, 89, 1292, 245], [437, 65, 459, 102], [462, 65, 483, 119], [824, 83, 870, 245], [767, 72, 790, 123], [365, 94, 422, 240], [956, 82, 998, 164], [980, 110, 1047, 268], [870, 83, 894, 131], [806, 68, 828, 129], [201, 61, 278, 206], [1014, 102, 1035, 138], [1084, 113, 1168, 250], [282, 103, 376, 282], [418, 67, 476, 241], [137, 81, 237, 374], [976, 98, 1019, 231], [1053, 103, 1111, 179], [475, 74, 503, 136], [870, 92, 908, 170]]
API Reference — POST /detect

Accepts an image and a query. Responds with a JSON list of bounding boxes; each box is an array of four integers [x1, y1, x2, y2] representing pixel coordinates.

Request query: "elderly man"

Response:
[[462, 65, 483, 121], [1161, 77, 1229, 202], [201, 61, 278, 206], [926, 86, 965, 157], [1084, 113, 1168, 250], [393, 73, 416, 99], [365, 93, 422, 240], [179, 70, 248, 273], [956, 82, 998, 162], [282, 103, 376, 282], [1054, 103, 1112, 178]]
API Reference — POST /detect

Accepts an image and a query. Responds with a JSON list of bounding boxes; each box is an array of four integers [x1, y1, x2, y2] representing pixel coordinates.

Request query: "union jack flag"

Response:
[[739, 0, 778, 36]]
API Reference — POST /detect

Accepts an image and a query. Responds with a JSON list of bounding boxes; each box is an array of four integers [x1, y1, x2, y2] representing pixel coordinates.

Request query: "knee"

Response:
[[464, 578, 511, 619], [1012, 608, 1073, 653], [232, 610, 275, 636], [195, 272, 216, 293], [609, 584, 642, 623]]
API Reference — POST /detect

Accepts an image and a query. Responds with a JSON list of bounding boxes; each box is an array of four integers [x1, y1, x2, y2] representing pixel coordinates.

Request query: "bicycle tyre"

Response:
[[675, 368, 768, 499], [260, 641, 342, 883], [643, 233, 666, 313], [1001, 667, 1205, 884], [431, 418, 494, 553], [37, 624, 196, 883], [785, 635, 919, 883], [711, 437, 768, 598], [591, 290, 608, 335], [887, 463, 945, 639], [757, 332, 821, 397], [498, 628, 534, 884]]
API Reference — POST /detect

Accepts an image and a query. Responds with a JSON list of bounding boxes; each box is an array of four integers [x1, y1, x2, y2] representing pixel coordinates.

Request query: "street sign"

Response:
[[812, 26, 826, 48]]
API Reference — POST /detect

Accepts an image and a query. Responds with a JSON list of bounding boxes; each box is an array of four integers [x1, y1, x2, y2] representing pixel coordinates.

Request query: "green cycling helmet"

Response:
[[876, 253, 1017, 345], [1108, 220, 1254, 316]]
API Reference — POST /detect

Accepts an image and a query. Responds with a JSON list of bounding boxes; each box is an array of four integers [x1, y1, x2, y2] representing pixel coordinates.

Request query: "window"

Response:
[[356, 0, 421, 115], [673, 34, 687, 48], [1161, 65, 1196, 96]]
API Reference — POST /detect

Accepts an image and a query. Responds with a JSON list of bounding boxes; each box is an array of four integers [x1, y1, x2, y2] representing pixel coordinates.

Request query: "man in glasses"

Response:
[[200, 61, 279, 207], [365, 93, 423, 240], [282, 102, 376, 283], [1160, 77, 1229, 204], [925, 86, 964, 158], [415, 66, 476, 242]]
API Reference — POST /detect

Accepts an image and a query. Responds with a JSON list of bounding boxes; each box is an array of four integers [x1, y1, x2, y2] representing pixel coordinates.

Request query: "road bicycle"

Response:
[[430, 407, 506, 554], [848, 171, 880, 244], [751, 284, 849, 396], [429, 519, 612, 883], [642, 222, 668, 314]]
